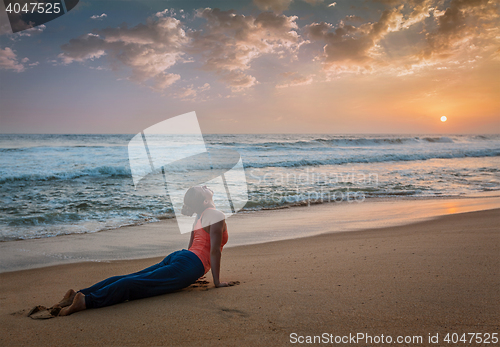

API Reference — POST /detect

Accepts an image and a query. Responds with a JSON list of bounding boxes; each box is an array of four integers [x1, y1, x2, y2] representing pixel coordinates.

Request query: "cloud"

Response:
[[16, 24, 46, 37], [419, 0, 499, 60], [58, 33, 107, 64], [151, 73, 181, 91], [343, 15, 364, 22], [174, 82, 211, 100], [219, 71, 258, 91], [155, 8, 186, 19], [20, 56, 39, 66], [276, 72, 314, 88], [199, 83, 210, 91], [58, 16, 188, 89], [59, 9, 303, 91], [304, 8, 403, 72], [371, 0, 499, 62], [304, 0, 499, 76], [1, 22, 46, 38], [90, 13, 107, 20], [0, 46, 25, 72], [401, 0, 434, 29], [0, 4, 48, 36], [190, 8, 303, 90], [176, 85, 198, 99], [57, 2, 498, 92]]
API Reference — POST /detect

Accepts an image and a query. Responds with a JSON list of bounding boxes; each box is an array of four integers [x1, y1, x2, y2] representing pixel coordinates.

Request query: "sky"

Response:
[[0, 0, 499, 134]]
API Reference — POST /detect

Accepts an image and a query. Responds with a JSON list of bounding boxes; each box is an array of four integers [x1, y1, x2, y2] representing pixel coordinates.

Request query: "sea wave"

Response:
[[0, 145, 115, 152], [2, 146, 498, 183], [0, 165, 131, 184], [244, 148, 500, 168], [207, 136, 466, 148], [7, 212, 83, 226]]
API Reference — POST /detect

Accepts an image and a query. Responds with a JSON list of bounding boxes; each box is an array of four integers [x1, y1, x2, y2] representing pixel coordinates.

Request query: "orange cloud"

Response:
[[304, 0, 499, 75], [420, 0, 499, 60], [276, 72, 314, 88], [304, 8, 403, 71], [55, 2, 499, 94]]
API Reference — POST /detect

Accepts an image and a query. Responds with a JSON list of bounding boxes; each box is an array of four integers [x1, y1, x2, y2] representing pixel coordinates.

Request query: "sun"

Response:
[[440, 116, 447, 122]]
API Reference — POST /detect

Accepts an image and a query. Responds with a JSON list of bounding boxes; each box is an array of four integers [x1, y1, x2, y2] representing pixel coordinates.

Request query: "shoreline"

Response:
[[1, 194, 500, 273], [3, 191, 499, 243], [1, 208, 498, 346]]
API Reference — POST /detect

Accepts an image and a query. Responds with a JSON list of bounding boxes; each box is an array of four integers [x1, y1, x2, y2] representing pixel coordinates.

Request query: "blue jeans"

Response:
[[79, 249, 204, 309]]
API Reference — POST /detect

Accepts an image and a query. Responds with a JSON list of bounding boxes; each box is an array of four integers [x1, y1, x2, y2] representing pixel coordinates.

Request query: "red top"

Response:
[[188, 208, 228, 275]]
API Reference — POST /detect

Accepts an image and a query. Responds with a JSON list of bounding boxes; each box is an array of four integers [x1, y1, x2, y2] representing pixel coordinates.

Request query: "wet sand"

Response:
[[2, 195, 499, 273], [1, 208, 499, 346]]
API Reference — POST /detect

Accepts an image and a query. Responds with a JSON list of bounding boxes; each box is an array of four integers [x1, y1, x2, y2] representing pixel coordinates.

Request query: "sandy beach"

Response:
[[1, 205, 498, 346], [2, 0, 499, 345]]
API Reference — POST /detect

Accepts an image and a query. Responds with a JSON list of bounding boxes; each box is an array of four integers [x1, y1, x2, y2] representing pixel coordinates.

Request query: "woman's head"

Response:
[[181, 185, 215, 216]]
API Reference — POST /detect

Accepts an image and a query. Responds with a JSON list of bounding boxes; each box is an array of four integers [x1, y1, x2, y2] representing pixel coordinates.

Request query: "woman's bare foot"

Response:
[[59, 292, 86, 316], [56, 289, 76, 308]]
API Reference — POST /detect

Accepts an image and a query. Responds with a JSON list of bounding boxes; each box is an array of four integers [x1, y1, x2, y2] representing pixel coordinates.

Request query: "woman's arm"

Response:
[[187, 218, 198, 249], [209, 219, 227, 288], [188, 230, 194, 249]]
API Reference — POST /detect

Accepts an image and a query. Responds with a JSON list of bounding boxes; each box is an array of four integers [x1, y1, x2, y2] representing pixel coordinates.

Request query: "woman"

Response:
[[58, 185, 235, 316]]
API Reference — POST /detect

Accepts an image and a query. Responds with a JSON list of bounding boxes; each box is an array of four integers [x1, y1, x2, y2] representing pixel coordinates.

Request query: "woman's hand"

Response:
[[215, 281, 240, 288]]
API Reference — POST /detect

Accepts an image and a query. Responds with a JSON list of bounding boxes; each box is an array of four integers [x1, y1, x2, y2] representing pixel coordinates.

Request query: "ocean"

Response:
[[1, 134, 499, 241]]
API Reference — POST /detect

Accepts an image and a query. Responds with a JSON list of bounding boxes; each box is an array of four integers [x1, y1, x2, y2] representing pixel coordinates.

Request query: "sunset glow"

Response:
[[0, 0, 499, 134]]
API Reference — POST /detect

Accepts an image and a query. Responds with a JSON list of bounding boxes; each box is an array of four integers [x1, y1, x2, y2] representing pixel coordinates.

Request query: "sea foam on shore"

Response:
[[1, 134, 499, 241]]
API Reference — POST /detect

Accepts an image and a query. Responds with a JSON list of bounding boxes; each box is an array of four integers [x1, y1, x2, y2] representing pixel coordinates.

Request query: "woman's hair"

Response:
[[181, 187, 205, 216]]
